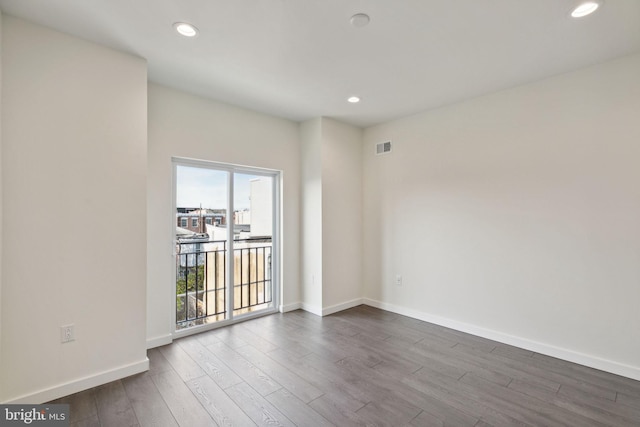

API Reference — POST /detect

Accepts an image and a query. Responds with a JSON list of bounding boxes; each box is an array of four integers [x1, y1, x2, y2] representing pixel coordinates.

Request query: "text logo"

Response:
[[0, 405, 69, 426]]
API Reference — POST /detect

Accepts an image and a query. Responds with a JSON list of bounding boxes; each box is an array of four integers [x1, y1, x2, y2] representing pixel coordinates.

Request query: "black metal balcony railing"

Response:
[[176, 238, 272, 329]]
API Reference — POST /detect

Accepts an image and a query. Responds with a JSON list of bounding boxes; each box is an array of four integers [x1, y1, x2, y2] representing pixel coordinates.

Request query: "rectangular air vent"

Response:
[[376, 141, 392, 155]]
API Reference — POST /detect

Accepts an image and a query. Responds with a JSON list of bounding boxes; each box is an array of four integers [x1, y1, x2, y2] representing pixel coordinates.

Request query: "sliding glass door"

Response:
[[173, 159, 279, 334]]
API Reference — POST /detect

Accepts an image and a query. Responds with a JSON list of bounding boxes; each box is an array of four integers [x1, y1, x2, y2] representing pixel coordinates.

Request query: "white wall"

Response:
[[300, 117, 363, 315], [321, 118, 362, 311], [147, 83, 301, 346], [362, 53, 640, 379], [0, 8, 3, 402], [1, 16, 148, 402], [299, 118, 323, 314]]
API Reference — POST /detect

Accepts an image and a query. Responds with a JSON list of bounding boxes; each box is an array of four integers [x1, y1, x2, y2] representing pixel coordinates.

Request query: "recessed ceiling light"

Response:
[[174, 22, 199, 37], [571, 1, 601, 18], [348, 96, 361, 103], [350, 13, 370, 28]]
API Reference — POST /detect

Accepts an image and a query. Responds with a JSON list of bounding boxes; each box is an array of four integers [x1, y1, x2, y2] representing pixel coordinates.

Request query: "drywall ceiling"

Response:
[[1, 0, 639, 127]]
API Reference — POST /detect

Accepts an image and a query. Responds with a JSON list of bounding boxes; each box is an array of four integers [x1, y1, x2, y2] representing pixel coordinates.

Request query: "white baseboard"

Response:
[[363, 298, 640, 382], [4, 358, 149, 404], [280, 302, 302, 313], [300, 303, 323, 316], [322, 298, 364, 316], [300, 298, 364, 317], [147, 334, 173, 349]]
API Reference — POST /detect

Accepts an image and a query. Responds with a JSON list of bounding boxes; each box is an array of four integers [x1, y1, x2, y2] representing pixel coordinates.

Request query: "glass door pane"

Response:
[[175, 165, 228, 330], [232, 173, 274, 316]]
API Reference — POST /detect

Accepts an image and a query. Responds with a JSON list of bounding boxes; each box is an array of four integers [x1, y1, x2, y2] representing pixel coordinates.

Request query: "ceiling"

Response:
[[1, 0, 639, 128]]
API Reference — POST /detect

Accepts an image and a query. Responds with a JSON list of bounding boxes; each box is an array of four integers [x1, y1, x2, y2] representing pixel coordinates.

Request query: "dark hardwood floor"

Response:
[[51, 305, 640, 426]]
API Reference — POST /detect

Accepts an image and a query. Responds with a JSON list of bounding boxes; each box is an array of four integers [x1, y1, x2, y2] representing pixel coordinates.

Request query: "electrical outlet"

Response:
[[60, 324, 75, 343], [395, 274, 403, 286]]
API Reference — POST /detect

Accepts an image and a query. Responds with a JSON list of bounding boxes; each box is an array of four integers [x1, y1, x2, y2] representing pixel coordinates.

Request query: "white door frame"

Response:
[[171, 157, 281, 339]]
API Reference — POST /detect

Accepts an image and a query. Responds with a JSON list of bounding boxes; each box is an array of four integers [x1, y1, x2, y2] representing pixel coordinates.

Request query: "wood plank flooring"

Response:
[[50, 305, 640, 426]]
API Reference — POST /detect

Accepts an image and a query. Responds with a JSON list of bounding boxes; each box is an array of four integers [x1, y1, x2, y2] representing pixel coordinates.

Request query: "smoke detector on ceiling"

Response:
[[350, 13, 370, 28]]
